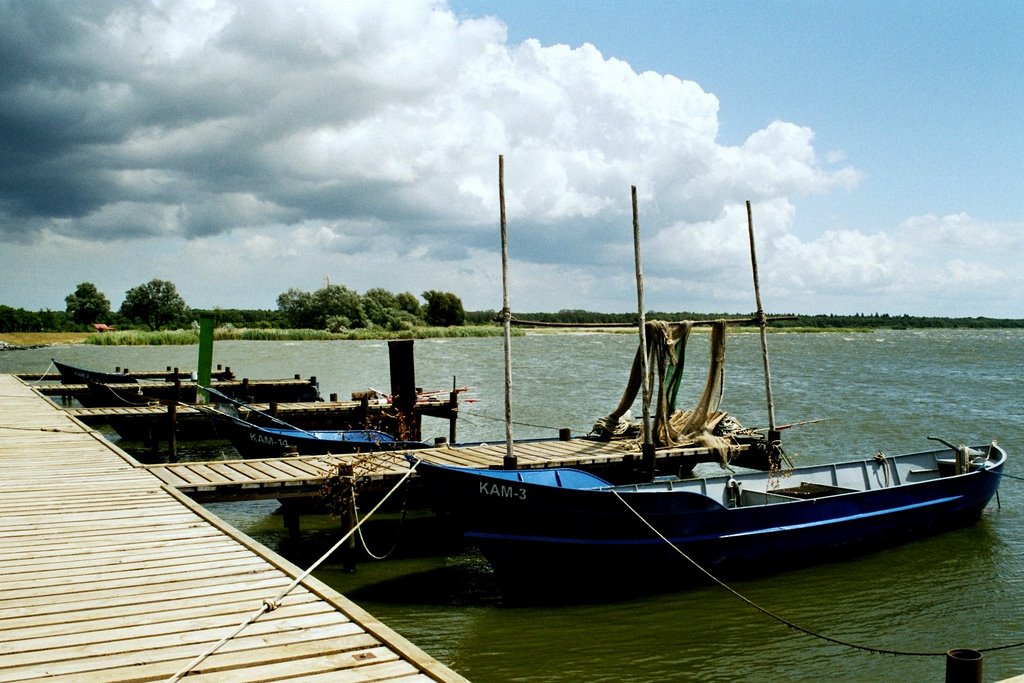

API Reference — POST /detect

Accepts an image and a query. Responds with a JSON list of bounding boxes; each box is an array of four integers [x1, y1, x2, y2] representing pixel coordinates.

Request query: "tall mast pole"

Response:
[[500, 155, 516, 469], [632, 186, 654, 478], [746, 200, 777, 438]]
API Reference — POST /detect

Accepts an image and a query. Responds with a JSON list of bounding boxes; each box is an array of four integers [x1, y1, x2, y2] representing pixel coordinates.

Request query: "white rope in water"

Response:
[[166, 459, 421, 682]]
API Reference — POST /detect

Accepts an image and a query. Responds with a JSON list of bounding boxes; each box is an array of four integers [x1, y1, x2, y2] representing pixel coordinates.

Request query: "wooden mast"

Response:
[[745, 200, 778, 442], [632, 186, 655, 478], [499, 155, 516, 469]]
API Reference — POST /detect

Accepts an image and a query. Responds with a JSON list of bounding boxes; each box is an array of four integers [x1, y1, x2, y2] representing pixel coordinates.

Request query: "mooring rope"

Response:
[[0, 425, 89, 433], [166, 459, 421, 682], [354, 486, 408, 560], [610, 489, 1024, 658], [349, 452, 413, 560], [28, 359, 57, 384]]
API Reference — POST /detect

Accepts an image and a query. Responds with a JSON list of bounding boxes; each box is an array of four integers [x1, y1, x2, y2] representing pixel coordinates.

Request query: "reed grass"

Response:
[[80, 324, 861, 346], [82, 325, 508, 345], [84, 330, 198, 345]]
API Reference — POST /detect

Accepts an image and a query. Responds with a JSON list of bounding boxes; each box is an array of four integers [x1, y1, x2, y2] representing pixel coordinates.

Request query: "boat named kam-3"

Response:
[[410, 197, 1007, 595]]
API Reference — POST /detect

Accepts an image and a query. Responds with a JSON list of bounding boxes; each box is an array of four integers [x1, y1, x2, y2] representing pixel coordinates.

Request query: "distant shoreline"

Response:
[[3, 323, 1020, 349]]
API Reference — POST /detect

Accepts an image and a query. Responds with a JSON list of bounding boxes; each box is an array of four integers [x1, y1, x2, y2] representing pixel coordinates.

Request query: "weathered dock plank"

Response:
[[0, 374, 467, 683]]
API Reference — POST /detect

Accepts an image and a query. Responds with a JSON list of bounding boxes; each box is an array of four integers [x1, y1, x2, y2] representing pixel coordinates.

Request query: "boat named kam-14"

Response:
[[215, 412, 431, 458], [201, 386, 432, 458], [53, 359, 137, 385]]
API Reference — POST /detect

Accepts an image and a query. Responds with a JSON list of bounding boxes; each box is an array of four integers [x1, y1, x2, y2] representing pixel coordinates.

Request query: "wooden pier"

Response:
[[0, 374, 467, 682], [36, 377, 322, 404], [144, 435, 746, 504], [66, 396, 458, 439]]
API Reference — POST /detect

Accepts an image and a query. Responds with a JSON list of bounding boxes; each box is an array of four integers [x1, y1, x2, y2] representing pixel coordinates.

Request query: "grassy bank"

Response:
[[80, 325, 508, 345], [0, 332, 93, 347], [1, 325, 878, 348]]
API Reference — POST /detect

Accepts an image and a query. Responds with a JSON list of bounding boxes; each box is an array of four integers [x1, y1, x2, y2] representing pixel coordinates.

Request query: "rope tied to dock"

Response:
[[0, 424, 89, 433], [609, 489, 1024, 659], [166, 458, 421, 682], [27, 359, 57, 384]]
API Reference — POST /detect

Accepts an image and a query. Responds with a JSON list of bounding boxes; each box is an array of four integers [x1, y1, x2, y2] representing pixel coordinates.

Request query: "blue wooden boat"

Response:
[[413, 440, 1005, 587], [53, 359, 137, 385], [216, 413, 431, 458]]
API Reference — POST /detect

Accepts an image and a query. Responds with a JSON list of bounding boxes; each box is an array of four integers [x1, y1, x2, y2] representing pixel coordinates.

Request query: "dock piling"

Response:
[[283, 505, 301, 540], [945, 648, 982, 683], [388, 339, 419, 441]]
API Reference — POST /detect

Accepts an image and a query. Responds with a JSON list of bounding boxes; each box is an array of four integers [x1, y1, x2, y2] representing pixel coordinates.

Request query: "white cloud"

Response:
[[0, 0, 1018, 317]]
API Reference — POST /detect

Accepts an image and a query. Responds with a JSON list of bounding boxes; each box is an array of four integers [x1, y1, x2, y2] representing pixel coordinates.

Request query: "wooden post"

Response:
[[745, 201, 778, 442], [449, 378, 459, 445], [632, 185, 655, 478], [283, 505, 300, 541], [169, 375, 181, 462], [945, 648, 983, 682], [341, 494, 358, 572], [196, 315, 214, 404], [388, 339, 418, 441], [167, 402, 177, 462], [499, 154, 516, 469], [358, 393, 370, 428]]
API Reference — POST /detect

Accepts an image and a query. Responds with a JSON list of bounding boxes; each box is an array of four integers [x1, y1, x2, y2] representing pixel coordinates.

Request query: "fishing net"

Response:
[[592, 320, 736, 462]]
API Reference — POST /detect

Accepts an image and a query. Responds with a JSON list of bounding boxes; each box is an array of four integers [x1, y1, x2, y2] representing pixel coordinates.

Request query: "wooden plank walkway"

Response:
[[0, 375, 467, 683], [144, 437, 745, 503]]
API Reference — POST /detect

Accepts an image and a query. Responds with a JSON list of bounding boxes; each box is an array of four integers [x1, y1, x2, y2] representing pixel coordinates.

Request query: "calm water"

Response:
[[3, 329, 1023, 681]]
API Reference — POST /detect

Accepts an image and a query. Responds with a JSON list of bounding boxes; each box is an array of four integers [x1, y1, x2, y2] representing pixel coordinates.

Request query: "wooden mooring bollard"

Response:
[[945, 648, 982, 683]]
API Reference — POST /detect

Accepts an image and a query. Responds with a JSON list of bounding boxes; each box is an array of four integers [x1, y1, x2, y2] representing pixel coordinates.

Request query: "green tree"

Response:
[[395, 291, 421, 317], [0, 305, 50, 332], [313, 284, 366, 330], [276, 284, 367, 330], [362, 288, 398, 327], [422, 290, 465, 327], [119, 279, 191, 330], [362, 288, 424, 330], [276, 288, 316, 328], [65, 282, 112, 325]]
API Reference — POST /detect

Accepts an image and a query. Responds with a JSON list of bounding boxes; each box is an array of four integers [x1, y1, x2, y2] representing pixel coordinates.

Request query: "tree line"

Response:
[[2, 282, 1022, 333], [464, 309, 1024, 330], [0, 279, 466, 332]]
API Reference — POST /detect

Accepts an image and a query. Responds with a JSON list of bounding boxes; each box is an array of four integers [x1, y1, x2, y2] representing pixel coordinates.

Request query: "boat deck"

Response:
[[0, 374, 466, 682]]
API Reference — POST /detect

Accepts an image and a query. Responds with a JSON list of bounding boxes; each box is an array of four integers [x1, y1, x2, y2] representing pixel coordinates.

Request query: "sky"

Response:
[[1, 0, 1022, 318]]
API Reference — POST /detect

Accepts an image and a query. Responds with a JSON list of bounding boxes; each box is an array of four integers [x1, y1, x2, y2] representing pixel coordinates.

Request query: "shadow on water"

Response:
[[335, 550, 699, 608], [337, 553, 507, 608], [326, 503, 1015, 614]]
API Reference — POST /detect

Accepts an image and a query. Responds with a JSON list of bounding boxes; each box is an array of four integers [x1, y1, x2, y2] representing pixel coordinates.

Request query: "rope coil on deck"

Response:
[[610, 489, 1024, 658]]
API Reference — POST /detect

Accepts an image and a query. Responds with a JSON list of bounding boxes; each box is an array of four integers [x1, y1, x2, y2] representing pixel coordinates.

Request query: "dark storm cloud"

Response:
[[3, 1, 919, 316]]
